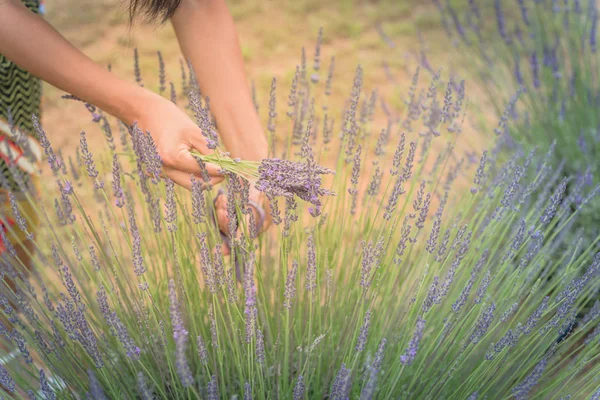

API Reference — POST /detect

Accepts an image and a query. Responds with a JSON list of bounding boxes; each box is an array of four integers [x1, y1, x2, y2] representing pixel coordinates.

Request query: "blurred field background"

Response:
[[40, 0, 492, 184]]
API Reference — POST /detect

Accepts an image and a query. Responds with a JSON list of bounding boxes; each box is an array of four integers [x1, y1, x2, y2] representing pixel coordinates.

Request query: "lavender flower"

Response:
[[207, 376, 219, 400], [400, 317, 426, 365], [512, 357, 548, 400], [469, 303, 496, 345], [164, 179, 177, 232], [191, 176, 206, 224], [197, 334, 208, 364], [356, 310, 372, 352], [330, 364, 352, 400], [283, 260, 299, 310], [244, 254, 257, 343], [127, 202, 146, 276], [244, 382, 252, 400], [137, 372, 153, 400], [540, 178, 568, 224], [255, 326, 265, 364], [306, 234, 317, 294], [97, 286, 140, 359], [133, 48, 143, 86], [168, 279, 194, 387], [0, 365, 15, 393], [111, 154, 125, 208], [209, 306, 218, 348], [293, 375, 305, 400], [88, 369, 107, 400], [523, 297, 549, 335], [79, 131, 102, 189]]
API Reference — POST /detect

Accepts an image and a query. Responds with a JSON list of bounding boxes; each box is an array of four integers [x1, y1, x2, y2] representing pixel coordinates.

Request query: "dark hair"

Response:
[[128, 0, 183, 23]]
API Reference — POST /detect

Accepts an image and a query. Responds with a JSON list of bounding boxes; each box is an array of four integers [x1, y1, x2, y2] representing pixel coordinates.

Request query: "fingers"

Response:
[[166, 169, 222, 191], [172, 149, 223, 179]]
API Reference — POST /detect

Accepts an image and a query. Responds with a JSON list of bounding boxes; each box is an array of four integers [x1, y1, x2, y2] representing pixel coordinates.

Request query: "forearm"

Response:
[[0, 0, 146, 125], [171, 0, 268, 161]]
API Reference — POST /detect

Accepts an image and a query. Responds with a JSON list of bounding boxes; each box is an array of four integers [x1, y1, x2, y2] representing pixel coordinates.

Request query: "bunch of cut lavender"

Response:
[[192, 148, 336, 217]]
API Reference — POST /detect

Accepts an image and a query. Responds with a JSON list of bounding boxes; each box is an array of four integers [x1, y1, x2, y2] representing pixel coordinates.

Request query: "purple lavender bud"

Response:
[[197, 334, 208, 364], [213, 243, 226, 287], [469, 303, 496, 344], [471, 151, 488, 194], [32, 114, 59, 173], [383, 175, 406, 220], [164, 179, 177, 232], [244, 256, 257, 343], [324, 56, 335, 97], [97, 287, 140, 359], [137, 371, 153, 400], [191, 176, 206, 224], [287, 66, 300, 116], [500, 303, 519, 322], [88, 369, 107, 400], [530, 52, 540, 89], [255, 326, 265, 364], [356, 310, 371, 352], [349, 145, 362, 192], [209, 306, 218, 348], [283, 260, 299, 310], [403, 142, 417, 181], [0, 365, 15, 393], [170, 81, 177, 104], [372, 338, 387, 371], [360, 241, 377, 289], [366, 165, 383, 196], [467, 392, 479, 400], [512, 357, 548, 400], [305, 235, 318, 295], [474, 271, 491, 304], [39, 369, 55, 399], [168, 280, 194, 387], [422, 277, 439, 313], [8, 192, 31, 239], [400, 317, 426, 365], [79, 131, 103, 189], [127, 202, 146, 276], [293, 375, 305, 400], [425, 193, 447, 253], [517, 0, 530, 25], [394, 217, 412, 264], [523, 297, 549, 335], [360, 365, 380, 400], [415, 193, 432, 230], [540, 178, 567, 224], [330, 364, 352, 400], [112, 154, 125, 208], [268, 79, 277, 154], [133, 48, 143, 86], [207, 376, 219, 400], [157, 51, 166, 94], [494, 0, 508, 42]]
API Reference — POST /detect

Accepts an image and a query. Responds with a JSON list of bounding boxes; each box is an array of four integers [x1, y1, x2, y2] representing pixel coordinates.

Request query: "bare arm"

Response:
[[171, 0, 271, 242], [171, 0, 268, 162], [0, 0, 144, 124], [0, 0, 222, 188]]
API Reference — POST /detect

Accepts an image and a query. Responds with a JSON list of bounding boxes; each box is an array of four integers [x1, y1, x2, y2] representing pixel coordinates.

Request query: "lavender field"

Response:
[[0, 0, 599, 399]]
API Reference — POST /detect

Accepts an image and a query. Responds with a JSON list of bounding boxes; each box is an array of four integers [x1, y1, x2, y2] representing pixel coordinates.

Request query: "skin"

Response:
[[0, 0, 271, 252]]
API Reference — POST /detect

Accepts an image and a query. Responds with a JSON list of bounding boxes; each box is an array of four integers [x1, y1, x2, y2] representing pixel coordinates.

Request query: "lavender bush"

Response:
[[0, 39, 599, 399], [436, 0, 600, 240]]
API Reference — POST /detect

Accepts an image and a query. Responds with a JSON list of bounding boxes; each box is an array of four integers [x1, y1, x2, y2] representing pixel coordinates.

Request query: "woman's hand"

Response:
[[214, 184, 272, 255], [132, 91, 223, 189]]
